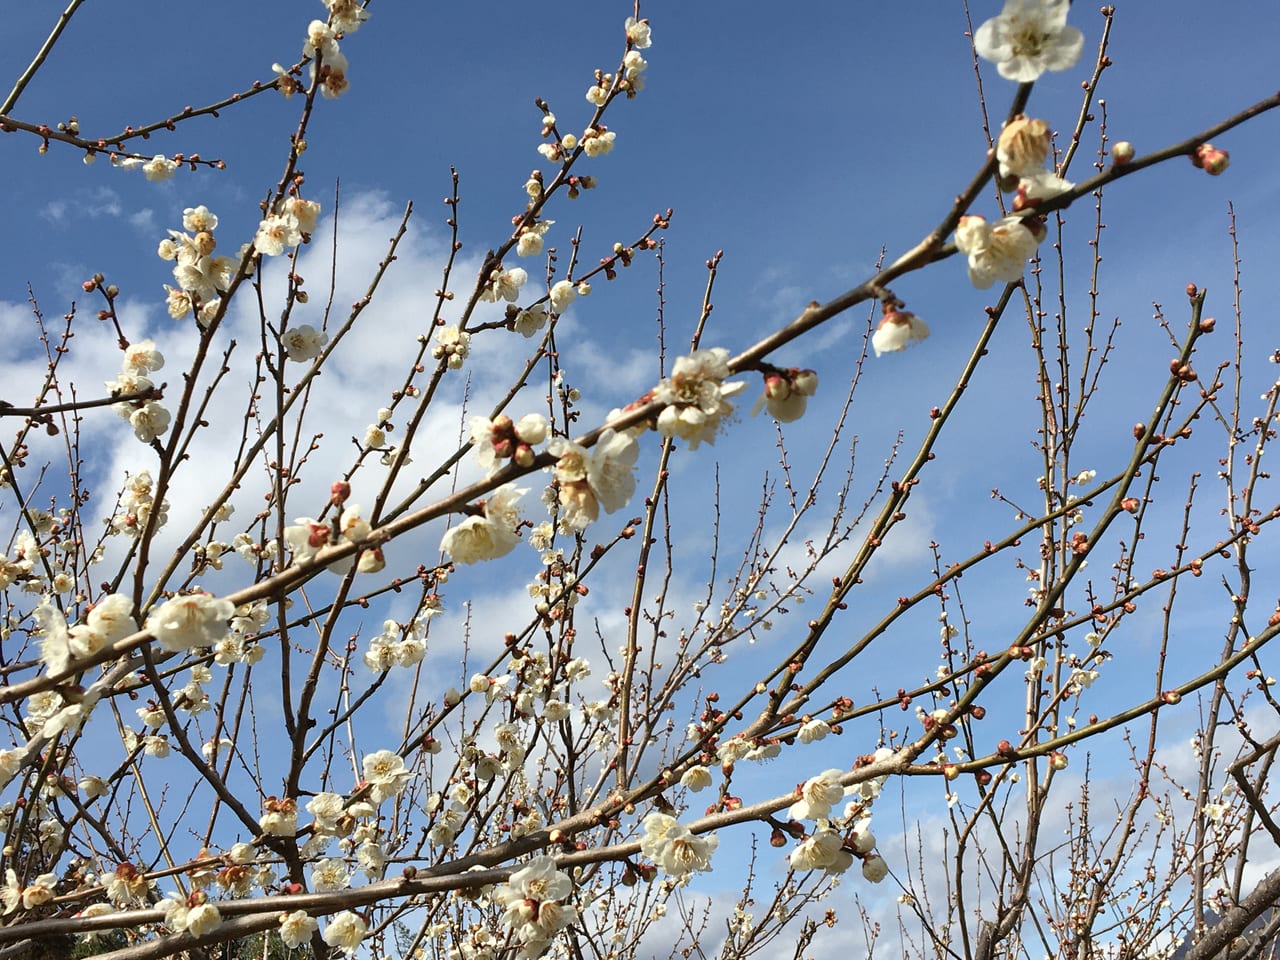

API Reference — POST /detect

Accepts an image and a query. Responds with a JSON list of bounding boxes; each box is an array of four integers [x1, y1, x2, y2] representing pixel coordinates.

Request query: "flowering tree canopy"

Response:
[[1, 2, 1280, 959]]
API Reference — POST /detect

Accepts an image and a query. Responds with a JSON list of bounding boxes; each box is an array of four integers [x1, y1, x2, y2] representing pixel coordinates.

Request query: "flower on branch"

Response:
[[440, 484, 527, 564], [282, 323, 329, 362], [752, 367, 819, 421], [322, 910, 368, 953], [640, 812, 719, 879], [789, 825, 853, 875], [788, 768, 849, 821], [625, 16, 652, 49], [279, 911, 319, 949], [872, 309, 929, 357], [495, 856, 579, 959], [361, 749, 411, 803], [996, 115, 1050, 180], [481, 265, 529, 302], [145, 592, 236, 652], [432, 325, 471, 369], [652, 347, 746, 449], [548, 428, 639, 532], [142, 155, 178, 182], [974, 0, 1084, 83], [953, 214, 1041, 288], [254, 213, 303, 257]]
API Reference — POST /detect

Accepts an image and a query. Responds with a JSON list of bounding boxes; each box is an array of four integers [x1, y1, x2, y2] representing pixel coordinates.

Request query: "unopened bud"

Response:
[[1110, 141, 1134, 166]]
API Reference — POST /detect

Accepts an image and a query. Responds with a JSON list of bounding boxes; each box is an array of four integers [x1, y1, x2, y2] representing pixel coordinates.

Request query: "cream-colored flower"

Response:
[[974, 0, 1084, 83]]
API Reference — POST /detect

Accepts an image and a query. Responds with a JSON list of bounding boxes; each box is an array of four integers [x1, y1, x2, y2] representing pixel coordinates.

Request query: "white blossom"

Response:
[[974, 0, 1085, 83]]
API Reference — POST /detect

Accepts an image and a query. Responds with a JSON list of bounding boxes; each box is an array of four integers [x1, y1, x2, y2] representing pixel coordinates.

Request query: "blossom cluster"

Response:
[[158, 205, 243, 328], [470, 413, 548, 474], [753, 367, 820, 421], [253, 195, 321, 258], [105, 338, 170, 444], [782, 750, 895, 883], [548, 428, 638, 533], [284, 504, 381, 573], [494, 856, 579, 958]]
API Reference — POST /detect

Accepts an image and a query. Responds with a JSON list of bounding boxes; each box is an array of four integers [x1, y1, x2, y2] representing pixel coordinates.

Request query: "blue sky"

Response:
[[4, 1, 1280, 956]]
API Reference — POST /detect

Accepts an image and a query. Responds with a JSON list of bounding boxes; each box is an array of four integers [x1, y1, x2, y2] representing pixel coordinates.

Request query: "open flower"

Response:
[[282, 324, 328, 362], [789, 826, 853, 875], [279, 911, 319, 949], [322, 911, 367, 953], [953, 215, 1041, 288], [495, 856, 578, 957], [146, 593, 236, 652], [974, 0, 1084, 83], [440, 485, 526, 564], [652, 347, 746, 449], [641, 814, 719, 878], [361, 749, 411, 803], [788, 769, 848, 820]]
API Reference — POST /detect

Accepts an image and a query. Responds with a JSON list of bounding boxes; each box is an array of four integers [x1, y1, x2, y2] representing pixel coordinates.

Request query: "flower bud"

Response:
[[1110, 141, 1134, 166], [792, 369, 819, 396], [996, 116, 1050, 179]]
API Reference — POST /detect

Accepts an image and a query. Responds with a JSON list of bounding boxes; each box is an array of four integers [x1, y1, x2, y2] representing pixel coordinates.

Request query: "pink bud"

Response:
[[764, 373, 791, 401], [1110, 141, 1134, 166]]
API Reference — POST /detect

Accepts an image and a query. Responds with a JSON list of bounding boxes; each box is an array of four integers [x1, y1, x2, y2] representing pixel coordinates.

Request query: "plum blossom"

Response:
[[440, 484, 527, 564], [513, 306, 549, 337], [128, 401, 172, 443], [861, 853, 889, 882], [789, 826, 853, 875], [548, 429, 639, 531], [361, 749, 411, 803], [282, 324, 328, 361], [254, 214, 302, 257], [581, 127, 616, 157], [871, 309, 930, 357], [652, 347, 746, 449], [260, 797, 298, 837], [548, 279, 577, 314], [625, 15, 652, 48], [432, 325, 471, 369], [325, 0, 368, 34], [279, 910, 319, 949], [640, 813, 719, 878], [953, 215, 1041, 288], [146, 592, 236, 652], [679, 765, 713, 792], [754, 368, 819, 421], [517, 220, 554, 257], [974, 0, 1084, 83], [481, 265, 529, 302], [494, 856, 578, 958], [470, 413, 548, 474], [788, 769, 848, 821], [996, 115, 1050, 180], [322, 911, 367, 953], [310, 858, 350, 892], [142, 155, 178, 182], [123, 339, 164, 374]]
